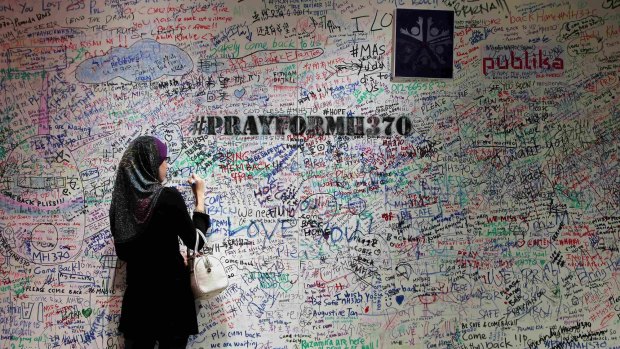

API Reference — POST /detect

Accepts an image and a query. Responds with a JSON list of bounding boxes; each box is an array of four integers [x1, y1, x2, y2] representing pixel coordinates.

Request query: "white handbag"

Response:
[[187, 229, 228, 299]]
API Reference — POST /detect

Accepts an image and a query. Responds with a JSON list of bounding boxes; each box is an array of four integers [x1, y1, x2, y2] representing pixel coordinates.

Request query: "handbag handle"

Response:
[[194, 228, 208, 252], [188, 228, 213, 273]]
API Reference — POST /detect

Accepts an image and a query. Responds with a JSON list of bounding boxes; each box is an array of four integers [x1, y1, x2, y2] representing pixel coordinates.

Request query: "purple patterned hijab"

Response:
[[110, 136, 167, 244]]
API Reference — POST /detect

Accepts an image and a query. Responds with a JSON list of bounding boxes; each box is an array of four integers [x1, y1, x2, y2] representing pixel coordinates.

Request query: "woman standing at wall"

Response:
[[109, 136, 209, 349]]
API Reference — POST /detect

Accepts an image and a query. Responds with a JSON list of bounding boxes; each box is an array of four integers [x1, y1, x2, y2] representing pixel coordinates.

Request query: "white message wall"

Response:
[[1, 0, 620, 348]]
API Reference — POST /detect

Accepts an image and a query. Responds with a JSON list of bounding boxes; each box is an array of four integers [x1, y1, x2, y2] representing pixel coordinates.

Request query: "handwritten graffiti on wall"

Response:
[[1, 0, 620, 348]]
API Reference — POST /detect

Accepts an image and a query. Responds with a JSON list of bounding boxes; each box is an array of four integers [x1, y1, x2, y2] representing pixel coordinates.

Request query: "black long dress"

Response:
[[111, 187, 209, 338]]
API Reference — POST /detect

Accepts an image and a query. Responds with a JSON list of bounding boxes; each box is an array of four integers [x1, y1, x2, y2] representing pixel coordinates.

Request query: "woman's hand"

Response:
[[188, 173, 206, 212]]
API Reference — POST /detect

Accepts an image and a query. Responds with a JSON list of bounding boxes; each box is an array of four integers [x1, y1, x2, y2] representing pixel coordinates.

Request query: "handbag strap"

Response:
[[186, 228, 208, 260], [190, 228, 214, 272], [194, 228, 208, 252]]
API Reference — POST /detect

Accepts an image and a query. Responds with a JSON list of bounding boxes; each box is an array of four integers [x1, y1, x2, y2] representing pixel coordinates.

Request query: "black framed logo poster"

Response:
[[392, 9, 454, 80]]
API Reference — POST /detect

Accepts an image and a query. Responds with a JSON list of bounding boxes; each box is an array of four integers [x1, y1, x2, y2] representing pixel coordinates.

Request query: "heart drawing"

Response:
[[234, 88, 246, 98]]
